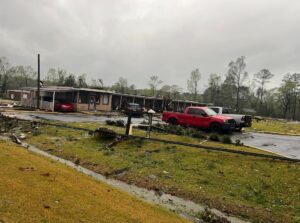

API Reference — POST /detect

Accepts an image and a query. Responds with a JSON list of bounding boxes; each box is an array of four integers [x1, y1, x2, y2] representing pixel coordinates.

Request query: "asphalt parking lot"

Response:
[[232, 132, 300, 159]]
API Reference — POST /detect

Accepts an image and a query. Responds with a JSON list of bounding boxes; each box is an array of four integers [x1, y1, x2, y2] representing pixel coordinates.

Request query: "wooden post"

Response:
[[37, 54, 40, 109]]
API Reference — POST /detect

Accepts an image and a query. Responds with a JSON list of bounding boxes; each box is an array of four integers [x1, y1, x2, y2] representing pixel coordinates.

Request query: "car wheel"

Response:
[[169, 118, 178, 125], [210, 123, 221, 132]]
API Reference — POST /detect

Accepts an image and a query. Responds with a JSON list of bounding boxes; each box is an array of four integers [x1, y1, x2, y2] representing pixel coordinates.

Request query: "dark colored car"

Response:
[[124, 103, 144, 116], [54, 100, 75, 112]]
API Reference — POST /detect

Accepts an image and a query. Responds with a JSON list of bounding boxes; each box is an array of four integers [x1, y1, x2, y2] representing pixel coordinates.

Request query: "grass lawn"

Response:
[[25, 124, 300, 223], [249, 119, 300, 135], [0, 140, 189, 223]]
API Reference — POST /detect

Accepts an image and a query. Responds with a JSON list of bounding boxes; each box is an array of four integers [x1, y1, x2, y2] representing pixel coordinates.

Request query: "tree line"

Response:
[[1, 55, 300, 120]]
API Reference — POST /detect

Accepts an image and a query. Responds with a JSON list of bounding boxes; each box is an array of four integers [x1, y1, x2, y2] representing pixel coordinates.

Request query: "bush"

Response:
[[115, 120, 125, 127], [235, 139, 243, 146], [220, 135, 232, 144], [105, 120, 116, 126], [209, 134, 220, 142], [105, 119, 125, 127]]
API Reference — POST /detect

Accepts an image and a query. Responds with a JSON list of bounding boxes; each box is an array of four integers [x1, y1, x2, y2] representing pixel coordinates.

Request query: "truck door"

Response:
[[187, 108, 211, 128]]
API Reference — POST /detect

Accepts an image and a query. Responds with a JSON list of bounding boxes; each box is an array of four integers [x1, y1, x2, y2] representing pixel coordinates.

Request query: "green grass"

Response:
[[249, 119, 300, 135], [0, 140, 189, 223], [26, 124, 300, 223]]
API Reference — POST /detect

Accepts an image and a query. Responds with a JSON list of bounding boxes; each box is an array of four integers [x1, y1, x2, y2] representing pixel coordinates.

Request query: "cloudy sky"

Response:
[[1, 0, 300, 91]]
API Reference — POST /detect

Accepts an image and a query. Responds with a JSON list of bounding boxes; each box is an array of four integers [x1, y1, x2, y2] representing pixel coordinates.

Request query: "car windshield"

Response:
[[204, 108, 217, 116]]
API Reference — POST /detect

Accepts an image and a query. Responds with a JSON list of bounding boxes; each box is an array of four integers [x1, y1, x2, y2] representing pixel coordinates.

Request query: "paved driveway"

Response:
[[233, 132, 300, 159]]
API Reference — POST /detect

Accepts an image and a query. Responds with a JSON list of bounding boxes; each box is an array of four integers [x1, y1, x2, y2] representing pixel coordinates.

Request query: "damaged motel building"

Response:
[[8, 86, 206, 112]]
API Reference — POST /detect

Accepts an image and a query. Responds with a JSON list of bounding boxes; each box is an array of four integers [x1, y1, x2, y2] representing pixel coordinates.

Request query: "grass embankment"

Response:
[[0, 140, 188, 223], [26, 124, 300, 223], [249, 119, 300, 135]]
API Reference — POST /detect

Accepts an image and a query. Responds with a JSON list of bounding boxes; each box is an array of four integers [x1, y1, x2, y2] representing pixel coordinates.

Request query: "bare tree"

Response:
[[187, 68, 201, 101], [0, 57, 11, 96], [77, 74, 88, 88], [111, 77, 128, 93], [13, 65, 36, 87], [227, 56, 248, 112], [148, 75, 163, 96], [254, 69, 274, 111]]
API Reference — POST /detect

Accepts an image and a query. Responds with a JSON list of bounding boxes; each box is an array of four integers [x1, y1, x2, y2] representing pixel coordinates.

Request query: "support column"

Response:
[[52, 91, 56, 112], [120, 95, 123, 108], [20, 90, 23, 106]]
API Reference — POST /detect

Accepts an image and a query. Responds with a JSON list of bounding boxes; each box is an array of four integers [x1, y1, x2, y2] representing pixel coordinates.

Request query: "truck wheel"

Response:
[[236, 127, 242, 132], [169, 118, 178, 125], [210, 123, 221, 132]]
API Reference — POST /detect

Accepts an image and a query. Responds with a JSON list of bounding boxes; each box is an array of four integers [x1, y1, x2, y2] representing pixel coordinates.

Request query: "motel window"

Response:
[[23, 94, 28, 99], [79, 92, 88, 104], [95, 95, 100, 104], [10, 94, 14, 100], [103, 94, 109, 105]]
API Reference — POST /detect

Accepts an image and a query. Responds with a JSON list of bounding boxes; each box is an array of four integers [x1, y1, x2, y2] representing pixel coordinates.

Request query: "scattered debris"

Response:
[[11, 133, 21, 144], [40, 172, 51, 177], [19, 133, 26, 140], [19, 167, 37, 172], [43, 204, 50, 209], [148, 174, 157, 180], [74, 158, 80, 165], [94, 127, 117, 139], [103, 135, 127, 150], [196, 208, 231, 223]]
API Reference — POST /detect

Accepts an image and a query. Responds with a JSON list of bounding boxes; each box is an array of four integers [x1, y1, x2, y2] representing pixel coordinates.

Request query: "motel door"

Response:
[[89, 95, 96, 110]]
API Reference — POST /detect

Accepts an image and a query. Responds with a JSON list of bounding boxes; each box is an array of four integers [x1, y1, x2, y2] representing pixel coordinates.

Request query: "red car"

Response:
[[162, 106, 235, 132], [54, 100, 75, 112]]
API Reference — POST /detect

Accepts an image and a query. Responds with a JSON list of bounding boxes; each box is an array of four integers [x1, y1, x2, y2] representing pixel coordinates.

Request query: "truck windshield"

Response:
[[204, 108, 217, 116]]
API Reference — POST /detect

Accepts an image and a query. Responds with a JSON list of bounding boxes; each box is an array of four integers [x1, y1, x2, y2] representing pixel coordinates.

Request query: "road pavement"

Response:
[[232, 132, 300, 159]]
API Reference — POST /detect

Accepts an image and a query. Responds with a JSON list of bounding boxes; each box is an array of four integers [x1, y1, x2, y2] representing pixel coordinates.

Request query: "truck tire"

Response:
[[236, 127, 242, 132], [210, 123, 221, 132], [168, 117, 178, 125]]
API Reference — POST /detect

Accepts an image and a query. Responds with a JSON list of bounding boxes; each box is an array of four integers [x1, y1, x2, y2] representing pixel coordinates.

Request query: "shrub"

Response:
[[209, 134, 219, 142], [105, 120, 116, 126], [220, 135, 232, 144], [115, 119, 125, 127]]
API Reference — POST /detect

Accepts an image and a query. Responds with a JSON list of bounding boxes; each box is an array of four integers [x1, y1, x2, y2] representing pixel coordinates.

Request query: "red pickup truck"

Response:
[[162, 106, 236, 132]]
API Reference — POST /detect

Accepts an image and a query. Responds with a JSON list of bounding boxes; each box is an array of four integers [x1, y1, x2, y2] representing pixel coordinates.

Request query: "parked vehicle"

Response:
[[54, 100, 75, 112], [124, 103, 144, 117], [162, 106, 236, 132], [209, 106, 252, 131]]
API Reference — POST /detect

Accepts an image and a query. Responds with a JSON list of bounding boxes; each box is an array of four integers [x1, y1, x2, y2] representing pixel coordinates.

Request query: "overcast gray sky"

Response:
[[1, 0, 300, 91]]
